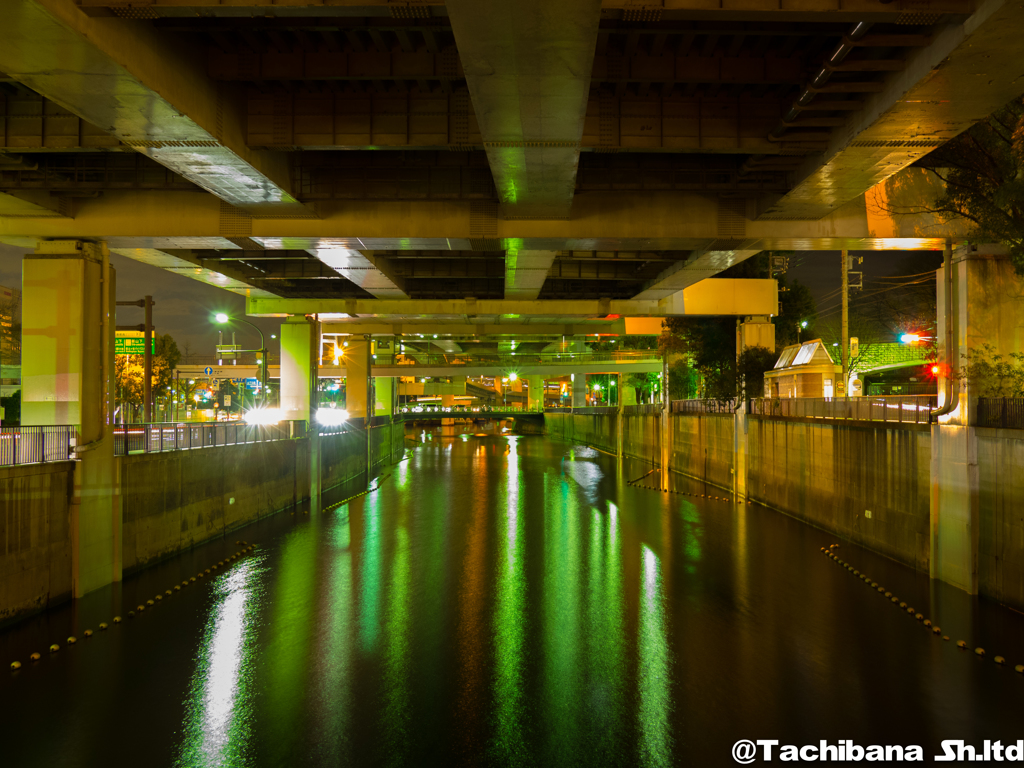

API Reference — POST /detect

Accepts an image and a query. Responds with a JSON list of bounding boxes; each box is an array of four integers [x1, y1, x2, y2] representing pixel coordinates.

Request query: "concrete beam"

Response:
[[0, 91, 125, 152], [77, 0, 971, 18], [312, 247, 408, 299], [110, 247, 279, 298], [633, 249, 760, 300], [759, 0, 1024, 220], [504, 249, 558, 300], [0, 190, 69, 218], [177, 360, 663, 378], [447, 0, 601, 218], [0, 186, 969, 252], [0, 0, 311, 217], [247, 278, 777, 318]]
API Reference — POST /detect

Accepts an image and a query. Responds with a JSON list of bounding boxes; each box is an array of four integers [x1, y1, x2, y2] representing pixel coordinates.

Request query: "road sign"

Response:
[[204, 366, 213, 375], [245, 378, 259, 389], [114, 334, 155, 355]]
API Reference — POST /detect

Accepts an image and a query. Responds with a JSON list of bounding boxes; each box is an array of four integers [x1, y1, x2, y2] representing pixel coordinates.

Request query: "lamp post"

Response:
[[214, 313, 267, 407], [796, 320, 808, 343]]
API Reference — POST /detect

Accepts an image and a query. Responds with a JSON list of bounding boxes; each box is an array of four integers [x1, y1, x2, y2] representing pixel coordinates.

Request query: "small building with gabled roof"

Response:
[[763, 339, 841, 398]]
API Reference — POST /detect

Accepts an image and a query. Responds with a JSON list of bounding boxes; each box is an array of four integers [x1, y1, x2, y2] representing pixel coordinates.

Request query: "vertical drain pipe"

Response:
[[931, 240, 959, 418]]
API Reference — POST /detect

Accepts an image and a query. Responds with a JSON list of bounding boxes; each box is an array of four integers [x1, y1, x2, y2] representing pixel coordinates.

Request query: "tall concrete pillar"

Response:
[[616, 373, 624, 458], [280, 317, 315, 422], [571, 373, 586, 408], [621, 382, 637, 406], [527, 375, 544, 410], [345, 338, 371, 420], [374, 377, 393, 416], [928, 243, 1021, 595], [23, 240, 119, 597]]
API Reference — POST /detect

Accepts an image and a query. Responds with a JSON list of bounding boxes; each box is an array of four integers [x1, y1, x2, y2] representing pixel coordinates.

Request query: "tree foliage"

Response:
[[115, 333, 181, 421], [957, 343, 1024, 397], [885, 96, 1024, 273]]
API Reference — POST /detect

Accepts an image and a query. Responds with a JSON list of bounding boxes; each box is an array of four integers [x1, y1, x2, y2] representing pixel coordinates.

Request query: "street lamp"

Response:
[[214, 313, 268, 406], [797, 320, 808, 343]]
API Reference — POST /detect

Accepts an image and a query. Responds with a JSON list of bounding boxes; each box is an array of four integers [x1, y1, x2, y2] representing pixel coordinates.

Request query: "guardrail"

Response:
[[671, 399, 737, 414], [623, 403, 663, 415], [0, 426, 77, 466], [398, 405, 544, 416], [748, 396, 936, 424], [113, 421, 307, 455], [976, 398, 1024, 429]]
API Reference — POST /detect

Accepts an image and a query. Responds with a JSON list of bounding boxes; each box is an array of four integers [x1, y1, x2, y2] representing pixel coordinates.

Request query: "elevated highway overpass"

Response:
[[4, 0, 1024, 602]]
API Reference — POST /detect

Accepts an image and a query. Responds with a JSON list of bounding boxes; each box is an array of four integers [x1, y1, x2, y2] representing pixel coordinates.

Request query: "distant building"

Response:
[[764, 340, 840, 398], [0, 284, 21, 397]]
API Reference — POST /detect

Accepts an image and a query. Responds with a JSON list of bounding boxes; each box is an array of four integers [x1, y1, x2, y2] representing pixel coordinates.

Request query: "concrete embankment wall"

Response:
[[0, 462, 75, 624], [544, 412, 619, 456], [976, 428, 1024, 610], [747, 418, 931, 572], [1, 422, 407, 624], [545, 410, 1024, 610]]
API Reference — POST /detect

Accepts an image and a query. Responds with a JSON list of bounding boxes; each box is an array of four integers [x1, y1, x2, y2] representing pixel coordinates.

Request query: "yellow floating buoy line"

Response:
[[632, 479, 734, 504], [324, 473, 392, 514], [10, 542, 258, 673], [818, 544, 1020, 677]]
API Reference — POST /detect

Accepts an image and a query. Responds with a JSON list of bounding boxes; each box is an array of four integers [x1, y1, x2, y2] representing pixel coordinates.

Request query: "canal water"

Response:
[[1, 428, 1023, 767]]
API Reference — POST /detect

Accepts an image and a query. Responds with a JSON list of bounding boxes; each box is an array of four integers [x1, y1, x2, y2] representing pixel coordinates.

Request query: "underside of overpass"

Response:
[[1, 0, 1023, 336]]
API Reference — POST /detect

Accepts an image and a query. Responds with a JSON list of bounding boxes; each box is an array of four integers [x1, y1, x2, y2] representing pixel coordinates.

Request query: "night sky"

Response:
[[0, 243, 944, 354]]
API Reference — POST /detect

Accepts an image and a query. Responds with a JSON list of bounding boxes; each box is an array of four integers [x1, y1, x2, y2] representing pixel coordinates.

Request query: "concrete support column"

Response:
[[280, 317, 314, 422], [927, 243, 1019, 594], [621, 382, 637, 406], [526, 375, 544, 411], [345, 338, 371, 421], [733, 402, 748, 502], [374, 377, 393, 416], [616, 373, 624, 458], [278, 317, 320, 511], [571, 373, 586, 408], [23, 241, 120, 597], [661, 357, 671, 491]]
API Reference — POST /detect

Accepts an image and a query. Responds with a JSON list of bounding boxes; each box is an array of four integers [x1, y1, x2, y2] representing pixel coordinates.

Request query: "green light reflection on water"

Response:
[[541, 468, 582, 762], [383, 525, 412, 765], [176, 561, 261, 768], [360, 491, 383, 653], [639, 546, 672, 767], [492, 437, 527, 765], [316, 510, 353, 763], [587, 501, 625, 756]]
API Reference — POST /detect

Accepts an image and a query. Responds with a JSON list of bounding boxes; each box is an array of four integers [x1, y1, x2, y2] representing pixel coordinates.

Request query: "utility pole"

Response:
[[144, 295, 153, 422], [116, 296, 155, 422], [841, 249, 849, 398]]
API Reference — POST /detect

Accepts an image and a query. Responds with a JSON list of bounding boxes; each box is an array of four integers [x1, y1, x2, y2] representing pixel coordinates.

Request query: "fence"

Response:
[[976, 398, 1024, 429], [748, 396, 936, 424], [671, 399, 737, 414], [113, 421, 307, 455], [0, 426, 77, 466], [623, 403, 663, 415]]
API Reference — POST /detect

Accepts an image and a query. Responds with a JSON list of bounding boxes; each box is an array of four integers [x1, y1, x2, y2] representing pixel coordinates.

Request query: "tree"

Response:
[[882, 96, 1024, 273], [625, 372, 660, 403], [1, 389, 20, 426], [115, 333, 181, 422], [737, 346, 777, 399]]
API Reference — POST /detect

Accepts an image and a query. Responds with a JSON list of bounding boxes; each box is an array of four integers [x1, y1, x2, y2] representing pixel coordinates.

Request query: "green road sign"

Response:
[[115, 336, 156, 355]]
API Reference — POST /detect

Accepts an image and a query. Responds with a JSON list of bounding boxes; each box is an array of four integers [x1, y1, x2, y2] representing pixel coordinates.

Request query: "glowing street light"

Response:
[[214, 312, 267, 406], [900, 333, 922, 344]]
